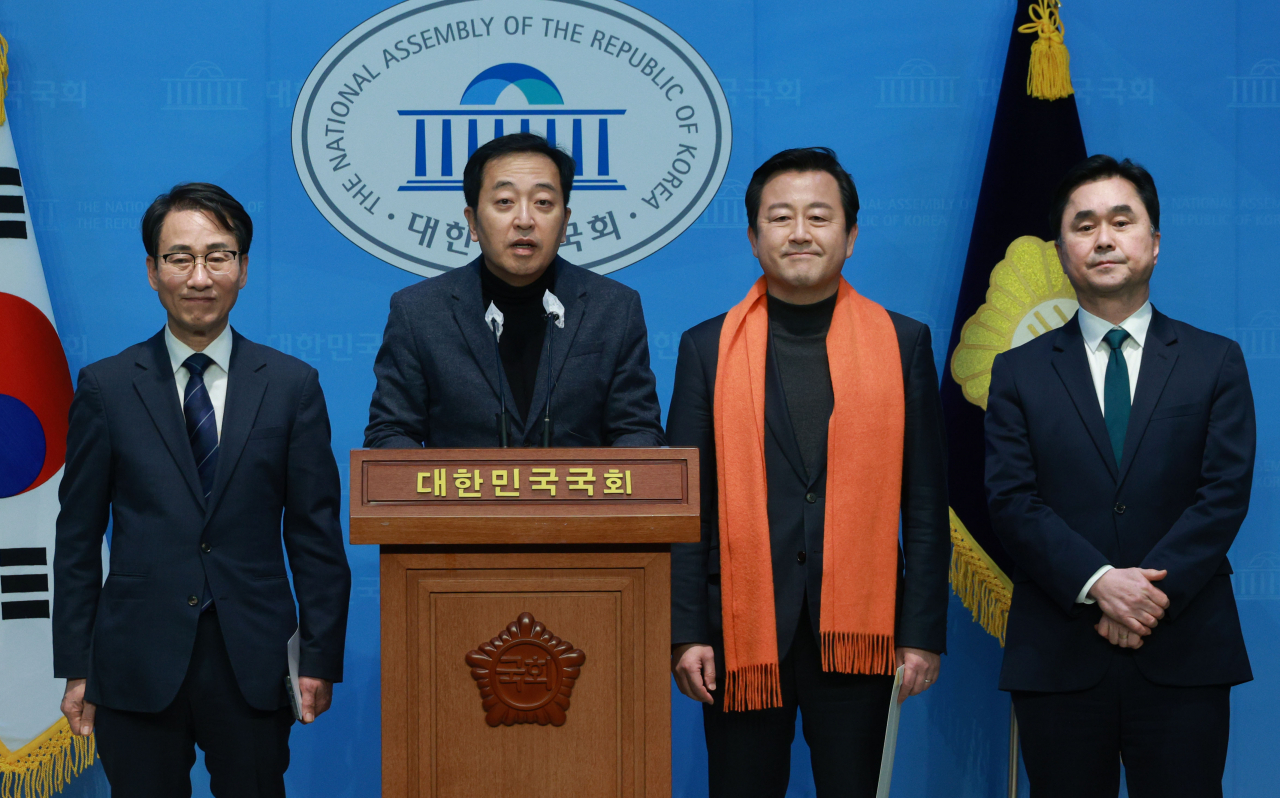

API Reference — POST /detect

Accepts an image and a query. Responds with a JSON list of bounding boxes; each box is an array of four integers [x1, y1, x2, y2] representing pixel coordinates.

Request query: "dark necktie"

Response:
[[183, 353, 218, 610], [1103, 329, 1131, 467]]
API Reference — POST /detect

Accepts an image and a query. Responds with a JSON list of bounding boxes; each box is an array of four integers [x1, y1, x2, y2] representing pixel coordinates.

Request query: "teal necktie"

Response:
[[1103, 328, 1131, 466]]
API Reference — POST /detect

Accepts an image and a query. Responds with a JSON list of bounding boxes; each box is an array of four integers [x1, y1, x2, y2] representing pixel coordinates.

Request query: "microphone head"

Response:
[[485, 302, 505, 340], [542, 290, 566, 328]]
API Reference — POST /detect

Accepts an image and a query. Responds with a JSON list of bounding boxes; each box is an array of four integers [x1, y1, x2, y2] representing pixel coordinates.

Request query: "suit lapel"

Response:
[[450, 260, 519, 431], [764, 329, 809, 485], [1117, 310, 1178, 487], [1050, 316, 1119, 481], [133, 331, 206, 508], [524, 258, 586, 433], [204, 330, 267, 520]]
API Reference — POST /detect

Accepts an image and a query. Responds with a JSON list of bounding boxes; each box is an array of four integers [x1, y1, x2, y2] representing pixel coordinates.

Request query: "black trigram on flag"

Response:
[[0, 165, 27, 239], [0, 546, 50, 620]]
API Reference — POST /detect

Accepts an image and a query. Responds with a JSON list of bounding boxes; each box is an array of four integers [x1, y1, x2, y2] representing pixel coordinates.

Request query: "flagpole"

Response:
[[1008, 701, 1020, 798]]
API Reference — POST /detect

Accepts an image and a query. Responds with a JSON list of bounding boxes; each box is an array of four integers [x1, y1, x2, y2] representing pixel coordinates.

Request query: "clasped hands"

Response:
[[1088, 567, 1170, 650], [672, 643, 940, 706]]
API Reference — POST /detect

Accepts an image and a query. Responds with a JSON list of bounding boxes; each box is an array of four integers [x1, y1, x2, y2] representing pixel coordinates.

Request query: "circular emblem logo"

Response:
[[950, 236, 1078, 410], [465, 612, 586, 726], [292, 0, 732, 276]]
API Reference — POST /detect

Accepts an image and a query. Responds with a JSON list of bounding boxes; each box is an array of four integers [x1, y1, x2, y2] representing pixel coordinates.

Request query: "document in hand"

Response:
[[285, 628, 303, 721], [875, 665, 907, 798]]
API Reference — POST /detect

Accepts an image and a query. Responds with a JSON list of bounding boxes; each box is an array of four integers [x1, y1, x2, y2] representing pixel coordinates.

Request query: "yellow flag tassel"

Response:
[[948, 508, 1013, 645], [0, 31, 9, 126], [0, 720, 97, 798], [1018, 0, 1075, 101]]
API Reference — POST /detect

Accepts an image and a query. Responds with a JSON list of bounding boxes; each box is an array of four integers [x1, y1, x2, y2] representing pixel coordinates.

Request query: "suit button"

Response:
[[200, 542, 211, 553], [797, 551, 807, 564], [805, 492, 817, 504], [187, 595, 199, 606], [1114, 503, 1126, 514]]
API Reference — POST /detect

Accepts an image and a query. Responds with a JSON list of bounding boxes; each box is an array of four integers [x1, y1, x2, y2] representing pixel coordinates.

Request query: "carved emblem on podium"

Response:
[[465, 612, 586, 727]]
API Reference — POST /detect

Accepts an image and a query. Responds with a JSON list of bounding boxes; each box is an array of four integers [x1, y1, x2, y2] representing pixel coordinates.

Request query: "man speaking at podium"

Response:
[[364, 132, 664, 449]]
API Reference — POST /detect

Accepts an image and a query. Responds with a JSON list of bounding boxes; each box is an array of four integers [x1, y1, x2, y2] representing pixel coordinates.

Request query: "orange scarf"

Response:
[[714, 277, 904, 711]]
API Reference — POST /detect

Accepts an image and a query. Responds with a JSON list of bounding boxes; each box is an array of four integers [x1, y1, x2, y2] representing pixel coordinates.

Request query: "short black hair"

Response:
[[141, 183, 253, 258], [463, 132, 576, 209], [746, 147, 860, 233], [1050, 154, 1160, 238]]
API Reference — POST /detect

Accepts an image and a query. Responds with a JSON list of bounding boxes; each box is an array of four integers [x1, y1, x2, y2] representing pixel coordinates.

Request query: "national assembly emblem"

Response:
[[292, 0, 732, 277], [950, 236, 1079, 409], [465, 612, 586, 727]]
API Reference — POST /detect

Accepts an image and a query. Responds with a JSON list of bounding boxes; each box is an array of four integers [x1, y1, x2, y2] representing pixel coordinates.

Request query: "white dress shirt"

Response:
[[1072, 301, 1152, 604], [165, 323, 232, 440]]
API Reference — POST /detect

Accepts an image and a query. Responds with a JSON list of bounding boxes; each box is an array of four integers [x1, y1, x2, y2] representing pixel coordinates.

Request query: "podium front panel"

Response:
[[380, 548, 671, 798]]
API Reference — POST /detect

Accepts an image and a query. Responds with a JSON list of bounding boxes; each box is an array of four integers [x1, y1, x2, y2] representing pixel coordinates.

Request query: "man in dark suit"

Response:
[[54, 183, 351, 797], [364, 133, 663, 449], [985, 155, 1255, 797], [667, 148, 950, 797]]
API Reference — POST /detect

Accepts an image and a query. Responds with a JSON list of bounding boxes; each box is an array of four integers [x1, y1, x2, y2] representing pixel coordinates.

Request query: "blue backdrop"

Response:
[[3, 1, 1277, 795]]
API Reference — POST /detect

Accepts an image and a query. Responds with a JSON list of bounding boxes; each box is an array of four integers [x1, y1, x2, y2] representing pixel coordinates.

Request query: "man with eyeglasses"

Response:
[[53, 183, 351, 797]]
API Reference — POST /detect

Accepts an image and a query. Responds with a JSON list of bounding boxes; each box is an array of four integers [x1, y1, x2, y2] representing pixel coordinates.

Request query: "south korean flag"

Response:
[[0, 41, 101, 795]]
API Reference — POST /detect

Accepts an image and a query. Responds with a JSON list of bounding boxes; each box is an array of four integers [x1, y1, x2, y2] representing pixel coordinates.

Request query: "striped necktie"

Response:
[[183, 353, 218, 611], [1102, 328, 1131, 467]]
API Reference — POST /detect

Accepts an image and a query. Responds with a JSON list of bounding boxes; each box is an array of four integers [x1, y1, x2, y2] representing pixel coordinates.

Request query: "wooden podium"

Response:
[[350, 448, 699, 798]]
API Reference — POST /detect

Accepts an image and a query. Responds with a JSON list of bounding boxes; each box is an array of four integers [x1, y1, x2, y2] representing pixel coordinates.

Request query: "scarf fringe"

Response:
[[821, 631, 896, 676], [723, 663, 783, 712]]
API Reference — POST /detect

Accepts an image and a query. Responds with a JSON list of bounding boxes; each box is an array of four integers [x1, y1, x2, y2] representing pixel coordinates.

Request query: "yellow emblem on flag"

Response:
[[950, 236, 1077, 411], [947, 236, 1077, 643]]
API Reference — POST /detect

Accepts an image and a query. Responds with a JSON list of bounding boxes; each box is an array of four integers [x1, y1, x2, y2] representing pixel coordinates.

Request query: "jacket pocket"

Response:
[[1150, 402, 1205, 420], [247, 425, 287, 439], [566, 343, 605, 359]]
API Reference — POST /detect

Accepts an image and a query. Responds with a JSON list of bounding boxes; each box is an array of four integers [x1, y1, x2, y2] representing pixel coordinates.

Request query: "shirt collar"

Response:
[[165, 323, 234, 375], [1077, 301, 1152, 352]]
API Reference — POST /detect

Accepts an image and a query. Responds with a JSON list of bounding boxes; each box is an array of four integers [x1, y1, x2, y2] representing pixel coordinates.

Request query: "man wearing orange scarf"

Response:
[[668, 148, 950, 797]]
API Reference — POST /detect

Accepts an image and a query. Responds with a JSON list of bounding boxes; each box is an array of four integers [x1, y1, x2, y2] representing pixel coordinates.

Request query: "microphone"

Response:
[[484, 302, 510, 447], [540, 290, 565, 447]]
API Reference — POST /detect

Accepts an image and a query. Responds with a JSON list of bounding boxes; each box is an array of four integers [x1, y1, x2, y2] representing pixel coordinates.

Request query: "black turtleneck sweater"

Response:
[[481, 261, 558, 421], [768, 292, 836, 479]]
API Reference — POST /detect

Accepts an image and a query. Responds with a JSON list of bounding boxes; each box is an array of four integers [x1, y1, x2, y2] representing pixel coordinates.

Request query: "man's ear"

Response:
[[845, 223, 858, 259], [146, 256, 160, 291], [747, 225, 759, 259], [463, 206, 479, 242]]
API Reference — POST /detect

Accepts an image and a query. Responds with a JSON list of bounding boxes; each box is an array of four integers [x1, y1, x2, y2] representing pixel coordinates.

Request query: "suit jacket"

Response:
[[364, 256, 664, 448], [985, 309, 1255, 692], [53, 329, 351, 713], [668, 308, 950, 657]]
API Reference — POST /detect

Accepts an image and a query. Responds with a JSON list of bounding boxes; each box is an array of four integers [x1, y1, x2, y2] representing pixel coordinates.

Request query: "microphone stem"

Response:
[[491, 318, 509, 447], [542, 314, 555, 447]]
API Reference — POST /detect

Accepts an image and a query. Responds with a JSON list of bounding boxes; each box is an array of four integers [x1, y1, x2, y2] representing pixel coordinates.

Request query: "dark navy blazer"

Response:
[[986, 309, 1255, 692], [53, 330, 351, 712], [667, 309, 951, 658], [364, 256, 664, 448]]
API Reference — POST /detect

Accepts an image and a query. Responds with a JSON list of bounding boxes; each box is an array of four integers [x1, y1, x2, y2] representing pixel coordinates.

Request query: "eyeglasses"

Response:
[[159, 250, 240, 276]]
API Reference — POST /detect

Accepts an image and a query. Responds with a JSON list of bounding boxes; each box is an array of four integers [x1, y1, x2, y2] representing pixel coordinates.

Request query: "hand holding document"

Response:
[[285, 628, 302, 721], [875, 665, 907, 798]]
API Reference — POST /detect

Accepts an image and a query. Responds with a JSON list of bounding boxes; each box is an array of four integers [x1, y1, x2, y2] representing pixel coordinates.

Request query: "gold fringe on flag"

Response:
[[0, 31, 10, 126], [0, 720, 96, 798], [1017, 0, 1075, 101], [948, 507, 1013, 646]]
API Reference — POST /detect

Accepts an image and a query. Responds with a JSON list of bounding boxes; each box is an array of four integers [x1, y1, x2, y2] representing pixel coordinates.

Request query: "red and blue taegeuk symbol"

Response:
[[0, 292, 73, 498]]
